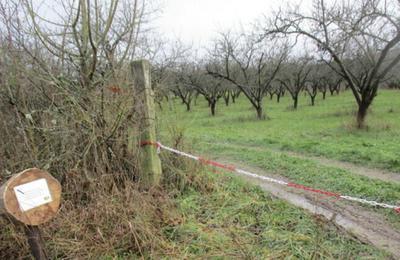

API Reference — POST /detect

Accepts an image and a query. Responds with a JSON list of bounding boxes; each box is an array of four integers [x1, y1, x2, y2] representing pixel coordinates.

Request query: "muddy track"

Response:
[[211, 141, 400, 184], [215, 157, 400, 258]]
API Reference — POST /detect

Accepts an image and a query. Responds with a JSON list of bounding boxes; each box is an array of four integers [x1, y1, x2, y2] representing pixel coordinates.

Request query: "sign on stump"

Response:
[[0, 168, 61, 225], [0, 168, 61, 260]]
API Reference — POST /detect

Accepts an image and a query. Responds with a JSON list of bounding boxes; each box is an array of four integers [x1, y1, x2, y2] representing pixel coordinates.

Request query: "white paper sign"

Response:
[[13, 178, 53, 212]]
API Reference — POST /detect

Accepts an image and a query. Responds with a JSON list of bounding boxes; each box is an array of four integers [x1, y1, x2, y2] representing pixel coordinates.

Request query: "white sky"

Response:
[[156, 0, 309, 46]]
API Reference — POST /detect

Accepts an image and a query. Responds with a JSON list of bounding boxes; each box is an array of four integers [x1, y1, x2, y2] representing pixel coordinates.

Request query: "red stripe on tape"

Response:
[[140, 141, 159, 148], [139, 140, 400, 212], [287, 182, 341, 198], [198, 157, 236, 172]]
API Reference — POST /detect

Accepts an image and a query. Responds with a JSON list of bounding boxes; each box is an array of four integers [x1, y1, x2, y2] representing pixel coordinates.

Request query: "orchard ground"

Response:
[[158, 89, 400, 256]]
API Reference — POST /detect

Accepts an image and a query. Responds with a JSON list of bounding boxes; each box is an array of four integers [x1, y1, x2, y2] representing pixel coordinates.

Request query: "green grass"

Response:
[[160, 90, 400, 172], [159, 90, 400, 226], [166, 170, 390, 258], [193, 141, 400, 229]]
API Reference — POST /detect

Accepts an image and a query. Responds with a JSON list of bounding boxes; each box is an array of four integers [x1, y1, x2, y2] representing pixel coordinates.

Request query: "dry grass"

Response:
[[0, 172, 186, 259], [0, 138, 216, 259]]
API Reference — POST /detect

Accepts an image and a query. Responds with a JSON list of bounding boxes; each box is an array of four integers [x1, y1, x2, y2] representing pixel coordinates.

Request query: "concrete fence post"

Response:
[[131, 60, 162, 187]]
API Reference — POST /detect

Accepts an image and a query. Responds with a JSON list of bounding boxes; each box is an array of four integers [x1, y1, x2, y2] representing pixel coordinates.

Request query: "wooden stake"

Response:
[[131, 60, 162, 187], [24, 225, 48, 260]]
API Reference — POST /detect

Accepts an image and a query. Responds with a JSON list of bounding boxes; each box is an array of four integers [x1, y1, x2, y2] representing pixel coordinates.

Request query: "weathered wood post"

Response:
[[0, 168, 61, 260], [131, 60, 162, 188], [25, 226, 48, 260]]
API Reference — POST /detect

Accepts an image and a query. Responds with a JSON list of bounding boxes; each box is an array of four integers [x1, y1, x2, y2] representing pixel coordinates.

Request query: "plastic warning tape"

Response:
[[140, 141, 400, 214]]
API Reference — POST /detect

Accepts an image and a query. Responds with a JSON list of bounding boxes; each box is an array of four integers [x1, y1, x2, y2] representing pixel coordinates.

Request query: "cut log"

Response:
[[0, 168, 61, 225]]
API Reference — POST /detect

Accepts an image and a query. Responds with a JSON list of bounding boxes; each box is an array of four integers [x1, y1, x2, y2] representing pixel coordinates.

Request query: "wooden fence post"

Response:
[[131, 60, 162, 187]]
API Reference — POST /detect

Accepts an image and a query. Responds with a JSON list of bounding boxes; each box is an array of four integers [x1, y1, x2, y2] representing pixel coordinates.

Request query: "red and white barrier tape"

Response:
[[140, 141, 400, 214]]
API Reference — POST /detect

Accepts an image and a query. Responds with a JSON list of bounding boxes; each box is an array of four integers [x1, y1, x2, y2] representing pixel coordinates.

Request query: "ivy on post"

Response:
[[131, 60, 162, 188]]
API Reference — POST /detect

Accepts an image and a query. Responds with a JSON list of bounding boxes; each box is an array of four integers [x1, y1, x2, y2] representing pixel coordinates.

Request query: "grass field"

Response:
[[159, 90, 400, 243], [161, 90, 400, 173], [2, 90, 397, 258], [167, 171, 390, 258]]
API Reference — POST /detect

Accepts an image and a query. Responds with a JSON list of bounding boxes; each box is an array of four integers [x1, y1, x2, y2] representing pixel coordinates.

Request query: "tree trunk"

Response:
[[186, 102, 191, 111], [157, 101, 163, 110], [293, 96, 298, 109], [277, 93, 281, 103], [310, 96, 315, 106], [224, 95, 230, 106], [269, 93, 273, 100], [357, 101, 370, 128], [256, 106, 263, 119], [210, 101, 216, 116], [322, 91, 326, 100], [232, 95, 236, 103]]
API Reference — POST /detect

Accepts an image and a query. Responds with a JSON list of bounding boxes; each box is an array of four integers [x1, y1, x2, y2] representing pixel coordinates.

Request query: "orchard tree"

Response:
[[172, 63, 196, 111], [306, 62, 327, 105], [268, 0, 400, 127], [279, 57, 312, 109], [139, 37, 189, 109], [230, 89, 241, 104], [222, 90, 231, 106], [185, 63, 225, 116], [327, 76, 343, 96], [305, 82, 318, 106], [207, 32, 289, 119]]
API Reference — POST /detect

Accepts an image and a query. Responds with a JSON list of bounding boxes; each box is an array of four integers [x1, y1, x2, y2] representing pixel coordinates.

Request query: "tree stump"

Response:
[[0, 168, 61, 226]]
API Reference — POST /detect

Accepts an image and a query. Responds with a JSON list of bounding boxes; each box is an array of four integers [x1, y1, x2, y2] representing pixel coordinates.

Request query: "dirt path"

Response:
[[283, 150, 400, 184], [211, 141, 400, 184], [215, 157, 400, 258]]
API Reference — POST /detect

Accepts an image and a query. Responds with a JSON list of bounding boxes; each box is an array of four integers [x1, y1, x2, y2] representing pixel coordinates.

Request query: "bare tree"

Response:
[[279, 57, 312, 109], [328, 77, 343, 96], [306, 61, 328, 106], [22, 0, 147, 89], [138, 37, 190, 109], [268, 0, 400, 127], [0, 0, 154, 177], [207, 31, 289, 119], [222, 90, 231, 106], [172, 62, 197, 112], [277, 82, 286, 102], [184, 62, 225, 116], [230, 88, 241, 104], [305, 81, 318, 106]]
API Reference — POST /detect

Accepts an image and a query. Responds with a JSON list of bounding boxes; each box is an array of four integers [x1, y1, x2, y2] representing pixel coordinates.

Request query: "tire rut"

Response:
[[211, 141, 400, 184], [216, 158, 400, 258]]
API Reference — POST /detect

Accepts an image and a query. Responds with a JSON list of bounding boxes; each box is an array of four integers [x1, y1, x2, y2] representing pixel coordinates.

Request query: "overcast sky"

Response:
[[156, 0, 309, 46]]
